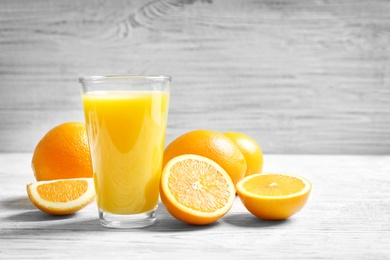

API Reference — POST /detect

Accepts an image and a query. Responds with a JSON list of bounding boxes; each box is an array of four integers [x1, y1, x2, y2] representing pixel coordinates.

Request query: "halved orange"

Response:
[[160, 154, 236, 225], [236, 173, 311, 220], [26, 178, 95, 215]]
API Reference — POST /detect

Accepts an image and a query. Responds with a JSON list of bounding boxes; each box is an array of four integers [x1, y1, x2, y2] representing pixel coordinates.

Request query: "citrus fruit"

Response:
[[236, 173, 311, 220], [160, 154, 236, 225], [224, 132, 263, 177], [163, 130, 247, 186], [32, 122, 93, 181], [26, 178, 95, 215]]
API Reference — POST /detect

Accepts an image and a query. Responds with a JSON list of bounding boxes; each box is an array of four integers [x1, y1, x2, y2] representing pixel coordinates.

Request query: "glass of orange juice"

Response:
[[79, 75, 170, 228]]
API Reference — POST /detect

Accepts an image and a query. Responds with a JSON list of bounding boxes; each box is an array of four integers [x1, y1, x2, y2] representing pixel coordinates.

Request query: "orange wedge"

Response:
[[236, 173, 311, 220], [26, 178, 95, 215], [160, 154, 236, 225]]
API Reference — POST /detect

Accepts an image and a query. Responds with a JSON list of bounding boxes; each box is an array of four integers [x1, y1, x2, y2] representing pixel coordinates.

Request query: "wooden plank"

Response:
[[1, 0, 390, 153], [2, 106, 389, 154]]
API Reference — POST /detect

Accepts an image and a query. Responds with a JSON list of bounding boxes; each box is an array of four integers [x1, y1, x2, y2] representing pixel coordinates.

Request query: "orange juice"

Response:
[[82, 91, 169, 214]]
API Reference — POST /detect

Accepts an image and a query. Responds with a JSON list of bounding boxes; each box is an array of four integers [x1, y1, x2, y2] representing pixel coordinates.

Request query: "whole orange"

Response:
[[31, 122, 93, 181], [224, 132, 263, 177], [163, 129, 247, 186]]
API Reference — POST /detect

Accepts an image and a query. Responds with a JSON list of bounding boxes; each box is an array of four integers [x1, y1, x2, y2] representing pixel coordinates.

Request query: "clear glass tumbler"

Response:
[[79, 75, 171, 228]]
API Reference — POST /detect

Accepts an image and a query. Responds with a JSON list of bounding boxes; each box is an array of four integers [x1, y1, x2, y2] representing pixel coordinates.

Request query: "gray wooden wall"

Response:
[[1, 0, 389, 154]]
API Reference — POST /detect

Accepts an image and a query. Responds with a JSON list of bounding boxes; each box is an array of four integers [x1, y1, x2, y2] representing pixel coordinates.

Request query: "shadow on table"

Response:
[[1, 196, 102, 231], [2, 198, 288, 232], [145, 202, 220, 232], [5, 209, 80, 222], [145, 203, 290, 232], [1, 196, 36, 210], [222, 213, 290, 228], [2, 199, 214, 232]]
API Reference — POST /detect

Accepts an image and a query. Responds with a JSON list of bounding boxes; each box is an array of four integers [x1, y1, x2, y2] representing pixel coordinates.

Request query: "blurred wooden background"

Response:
[[0, 0, 389, 154]]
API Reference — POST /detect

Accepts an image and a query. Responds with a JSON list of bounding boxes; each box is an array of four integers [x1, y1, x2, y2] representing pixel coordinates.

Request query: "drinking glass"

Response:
[[79, 75, 170, 228]]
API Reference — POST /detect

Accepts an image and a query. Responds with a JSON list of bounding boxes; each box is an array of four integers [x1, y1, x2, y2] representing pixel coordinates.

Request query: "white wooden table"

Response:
[[1, 153, 389, 259]]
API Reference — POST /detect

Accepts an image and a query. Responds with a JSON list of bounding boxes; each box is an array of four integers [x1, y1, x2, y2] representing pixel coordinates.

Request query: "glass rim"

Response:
[[79, 75, 171, 83]]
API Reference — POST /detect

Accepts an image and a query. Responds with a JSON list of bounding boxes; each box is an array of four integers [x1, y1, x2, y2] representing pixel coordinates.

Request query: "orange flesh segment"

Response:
[[168, 158, 232, 213], [242, 174, 306, 196], [37, 180, 89, 202]]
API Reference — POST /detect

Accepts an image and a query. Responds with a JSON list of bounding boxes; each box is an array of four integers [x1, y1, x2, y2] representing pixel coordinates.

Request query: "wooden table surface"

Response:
[[1, 153, 389, 259]]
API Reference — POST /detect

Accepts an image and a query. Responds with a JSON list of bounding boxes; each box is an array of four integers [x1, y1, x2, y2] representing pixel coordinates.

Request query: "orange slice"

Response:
[[26, 178, 95, 215], [160, 154, 236, 225], [236, 173, 311, 220]]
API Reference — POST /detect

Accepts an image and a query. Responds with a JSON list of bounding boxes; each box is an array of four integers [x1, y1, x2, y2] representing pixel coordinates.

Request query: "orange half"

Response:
[[160, 154, 236, 225], [26, 178, 95, 215], [236, 173, 311, 220]]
